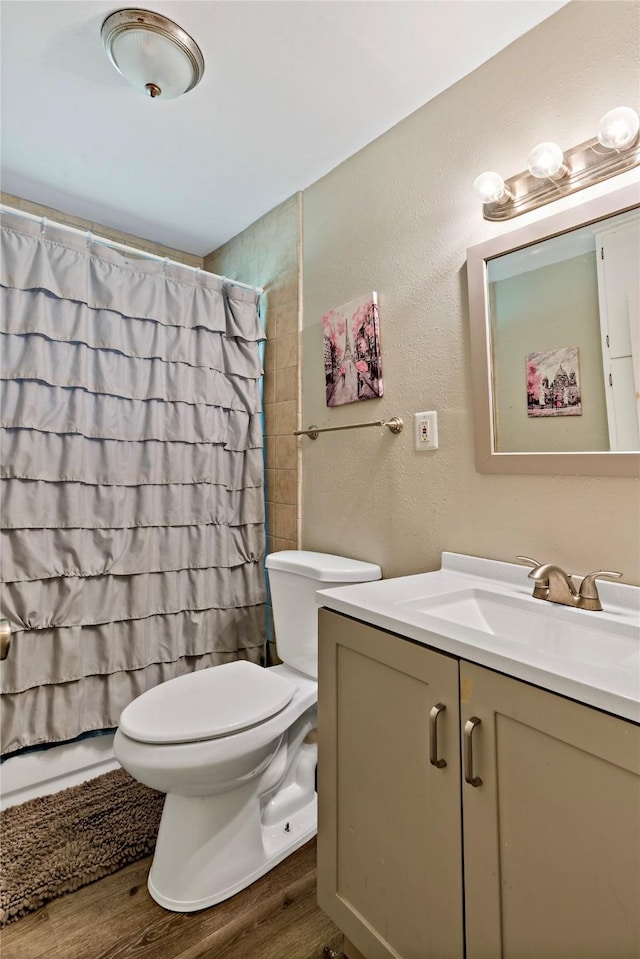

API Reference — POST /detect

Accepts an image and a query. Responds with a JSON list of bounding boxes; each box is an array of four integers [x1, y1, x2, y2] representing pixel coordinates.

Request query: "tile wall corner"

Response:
[[204, 193, 302, 664]]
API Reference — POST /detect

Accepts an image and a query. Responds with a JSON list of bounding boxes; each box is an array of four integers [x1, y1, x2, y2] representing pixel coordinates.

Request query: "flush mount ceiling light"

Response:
[[101, 8, 204, 100], [473, 106, 640, 220]]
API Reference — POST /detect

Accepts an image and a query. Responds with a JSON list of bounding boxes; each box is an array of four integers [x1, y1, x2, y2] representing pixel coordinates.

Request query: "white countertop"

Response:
[[316, 552, 640, 723]]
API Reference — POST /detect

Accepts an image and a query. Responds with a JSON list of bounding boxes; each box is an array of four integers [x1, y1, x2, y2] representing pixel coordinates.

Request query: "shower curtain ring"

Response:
[[40, 217, 47, 236]]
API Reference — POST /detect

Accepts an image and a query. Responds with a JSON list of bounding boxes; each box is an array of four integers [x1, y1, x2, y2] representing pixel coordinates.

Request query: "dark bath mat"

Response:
[[0, 767, 164, 925]]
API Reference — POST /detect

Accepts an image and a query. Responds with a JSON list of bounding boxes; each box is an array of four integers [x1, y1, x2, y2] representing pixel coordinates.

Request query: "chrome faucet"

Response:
[[517, 557, 622, 611], [527, 563, 578, 607]]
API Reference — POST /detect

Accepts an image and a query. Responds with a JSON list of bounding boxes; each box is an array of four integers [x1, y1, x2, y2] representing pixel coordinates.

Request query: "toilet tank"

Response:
[[265, 550, 382, 679]]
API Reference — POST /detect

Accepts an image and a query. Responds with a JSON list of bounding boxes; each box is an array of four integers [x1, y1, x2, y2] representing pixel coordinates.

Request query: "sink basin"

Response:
[[316, 553, 640, 721], [399, 588, 638, 668]]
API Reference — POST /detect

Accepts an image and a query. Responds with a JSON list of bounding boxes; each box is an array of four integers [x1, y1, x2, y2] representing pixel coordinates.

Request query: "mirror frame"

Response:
[[467, 183, 640, 477]]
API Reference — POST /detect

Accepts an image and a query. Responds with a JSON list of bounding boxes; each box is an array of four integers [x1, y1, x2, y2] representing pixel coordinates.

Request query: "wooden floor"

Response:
[[1, 838, 343, 959]]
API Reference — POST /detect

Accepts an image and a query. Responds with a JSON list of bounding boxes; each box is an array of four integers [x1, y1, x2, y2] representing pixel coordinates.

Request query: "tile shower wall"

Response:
[[204, 193, 301, 554], [204, 194, 302, 663]]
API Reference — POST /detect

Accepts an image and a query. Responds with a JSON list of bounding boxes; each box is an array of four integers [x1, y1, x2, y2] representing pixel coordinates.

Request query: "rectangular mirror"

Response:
[[467, 184, 640, 476]]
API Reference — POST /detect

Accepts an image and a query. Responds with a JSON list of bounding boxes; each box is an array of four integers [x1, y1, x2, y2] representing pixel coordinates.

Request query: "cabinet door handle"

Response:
[[464, 717, 483, 787], [429, 703, 447, 768]]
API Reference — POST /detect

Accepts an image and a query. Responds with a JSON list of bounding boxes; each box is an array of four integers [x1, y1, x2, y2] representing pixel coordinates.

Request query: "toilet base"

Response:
[[146, 782, 317, 912]]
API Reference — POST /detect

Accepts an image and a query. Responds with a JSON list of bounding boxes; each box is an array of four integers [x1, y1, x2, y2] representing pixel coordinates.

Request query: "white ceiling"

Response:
[[1, 1, 566, 256]]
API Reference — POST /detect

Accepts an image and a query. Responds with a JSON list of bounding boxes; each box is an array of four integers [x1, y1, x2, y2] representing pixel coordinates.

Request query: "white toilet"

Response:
[[113, 550, 381, 912]]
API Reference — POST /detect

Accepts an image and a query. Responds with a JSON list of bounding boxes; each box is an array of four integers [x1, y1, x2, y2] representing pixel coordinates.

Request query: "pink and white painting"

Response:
[[322, 293, 384, 407], [526, 346, 582, 417]]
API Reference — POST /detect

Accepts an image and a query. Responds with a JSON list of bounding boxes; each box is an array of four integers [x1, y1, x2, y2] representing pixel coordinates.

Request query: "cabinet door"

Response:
[[317, 609, 463, 959], [460, 661, 640, 959]]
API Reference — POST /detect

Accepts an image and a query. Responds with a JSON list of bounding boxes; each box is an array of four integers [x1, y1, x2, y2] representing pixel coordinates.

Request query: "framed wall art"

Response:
[[322, 292, 384, 407]]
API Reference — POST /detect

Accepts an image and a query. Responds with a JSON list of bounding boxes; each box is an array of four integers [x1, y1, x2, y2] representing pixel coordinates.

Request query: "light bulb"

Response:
[[527, 142, 567, 179], [597, 106, 640, 150], [473, 171, 510, 204]]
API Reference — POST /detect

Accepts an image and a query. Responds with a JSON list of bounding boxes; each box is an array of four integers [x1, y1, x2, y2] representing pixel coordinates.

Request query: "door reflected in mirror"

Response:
[[467, 185, 640, 476]]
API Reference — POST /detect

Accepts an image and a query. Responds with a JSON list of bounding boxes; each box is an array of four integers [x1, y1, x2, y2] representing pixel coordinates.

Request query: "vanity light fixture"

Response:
[[101, 8, 205, 100], [474, 106, 640, 220]]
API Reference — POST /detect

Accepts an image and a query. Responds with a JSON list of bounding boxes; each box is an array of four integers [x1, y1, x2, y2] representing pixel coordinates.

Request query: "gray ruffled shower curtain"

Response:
[[0, 217, 266, 755]]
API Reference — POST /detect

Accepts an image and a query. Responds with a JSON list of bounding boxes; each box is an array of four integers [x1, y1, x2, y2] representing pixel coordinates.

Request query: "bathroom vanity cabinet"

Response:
[[317, 608, 640, 959]]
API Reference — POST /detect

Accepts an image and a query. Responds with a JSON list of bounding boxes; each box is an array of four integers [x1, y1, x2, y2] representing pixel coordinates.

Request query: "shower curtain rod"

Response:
[[0, 204, 264, 295]]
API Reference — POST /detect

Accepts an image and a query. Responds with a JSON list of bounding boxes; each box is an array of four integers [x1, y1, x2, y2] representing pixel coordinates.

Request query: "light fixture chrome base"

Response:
[[482, 135, 640, 221], [101, 8, 205, 98]]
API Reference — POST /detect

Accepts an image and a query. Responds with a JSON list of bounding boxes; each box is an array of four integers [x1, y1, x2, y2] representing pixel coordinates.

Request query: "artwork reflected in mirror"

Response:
[[526, 346, 581, 418]]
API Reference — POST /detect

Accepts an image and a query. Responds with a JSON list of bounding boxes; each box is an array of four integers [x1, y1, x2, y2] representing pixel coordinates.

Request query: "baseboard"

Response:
[[0, 732, 118, 810]]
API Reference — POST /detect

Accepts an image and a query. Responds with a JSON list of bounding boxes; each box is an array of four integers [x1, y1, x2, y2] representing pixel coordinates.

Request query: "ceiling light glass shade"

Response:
[[597, 106, 640, 150], [473, 171, 509, 204], [527, 142, 566, 179], [101, 9, 204, 100]]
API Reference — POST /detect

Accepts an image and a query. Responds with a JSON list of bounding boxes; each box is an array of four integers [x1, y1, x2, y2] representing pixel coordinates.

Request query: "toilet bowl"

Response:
[[114, 662, 318, 911], [114, 550, 381, 912]]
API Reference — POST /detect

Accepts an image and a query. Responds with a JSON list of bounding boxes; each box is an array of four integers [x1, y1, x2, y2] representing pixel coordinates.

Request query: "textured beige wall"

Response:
[[301, 1, 640, 584]]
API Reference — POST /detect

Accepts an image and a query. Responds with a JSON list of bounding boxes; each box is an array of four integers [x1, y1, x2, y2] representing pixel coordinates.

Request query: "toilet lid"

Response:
[[119, 661, 296, 744]]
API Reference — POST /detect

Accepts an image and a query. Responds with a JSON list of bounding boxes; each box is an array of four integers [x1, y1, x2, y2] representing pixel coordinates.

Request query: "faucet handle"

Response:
[[516, 557, 547, 599], [578, 570, 623, 611], [580, 570, 623, 596]]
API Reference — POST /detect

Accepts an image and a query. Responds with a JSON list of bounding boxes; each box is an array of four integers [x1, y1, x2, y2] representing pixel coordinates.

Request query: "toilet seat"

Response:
[[119, 660, 296, 745]]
